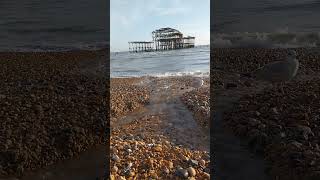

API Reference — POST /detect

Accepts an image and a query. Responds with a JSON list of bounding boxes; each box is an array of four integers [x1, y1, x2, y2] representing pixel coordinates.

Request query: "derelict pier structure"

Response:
[[129, 27, 195, 53], [128, 41, 153, 52]]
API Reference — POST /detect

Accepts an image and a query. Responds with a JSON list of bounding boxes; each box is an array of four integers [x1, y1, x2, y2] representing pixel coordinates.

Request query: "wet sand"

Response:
[[110, 76, 210, 179], [213, 48, 320, 180], [0, 50, 107, 179]]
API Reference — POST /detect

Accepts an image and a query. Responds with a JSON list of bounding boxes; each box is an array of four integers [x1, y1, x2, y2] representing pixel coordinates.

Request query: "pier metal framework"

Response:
[[129, 27, 195, 52]]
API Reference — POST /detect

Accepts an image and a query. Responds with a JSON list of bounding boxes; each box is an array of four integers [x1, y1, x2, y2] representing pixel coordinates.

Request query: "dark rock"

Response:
[[188, 159, 198, 166], [225, 83, 237, 89], [289, 141, 303, 150], [176, 168, 188, 178], [303, 171, 320, 180], [248, 118, 261, 127], [244, 80, 252, 87], [295, 125, 314, 140]]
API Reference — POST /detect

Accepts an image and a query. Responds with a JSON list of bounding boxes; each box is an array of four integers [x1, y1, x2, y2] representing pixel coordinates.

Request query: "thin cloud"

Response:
[[119, 15, 129, 26], [112, 0, 188, 26], [111, 0, 161, 27], [154, 7, 189, 16]]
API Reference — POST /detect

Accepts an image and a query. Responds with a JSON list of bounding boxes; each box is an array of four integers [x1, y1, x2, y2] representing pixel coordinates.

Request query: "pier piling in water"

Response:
[[128, 41, 153, 53]]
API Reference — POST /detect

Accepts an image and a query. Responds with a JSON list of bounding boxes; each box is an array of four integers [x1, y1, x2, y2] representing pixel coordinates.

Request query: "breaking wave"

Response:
[[212, 30, 320, 48], [0, 41, 109, 52], [111, 71, 210, 78]]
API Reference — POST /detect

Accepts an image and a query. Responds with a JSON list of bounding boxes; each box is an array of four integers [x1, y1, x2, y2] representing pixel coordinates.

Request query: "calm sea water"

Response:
[[213, 0, 320, 48], [0, 0, 108, 51], [110, 46, 209, 78]]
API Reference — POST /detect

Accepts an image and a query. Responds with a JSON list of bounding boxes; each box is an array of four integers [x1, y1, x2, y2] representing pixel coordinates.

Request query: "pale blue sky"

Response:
[[111, 0, 210, 52]]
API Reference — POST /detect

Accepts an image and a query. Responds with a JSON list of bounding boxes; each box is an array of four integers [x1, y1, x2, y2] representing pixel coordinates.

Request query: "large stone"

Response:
[[189, 159, 199, 166], [296, 125, 314, 140], [112, 154, 120, 162], [247, 118, 261, 127], [187, 167, 196, 177], [176, 168, 189, 178], [199, 159, 206, 167]]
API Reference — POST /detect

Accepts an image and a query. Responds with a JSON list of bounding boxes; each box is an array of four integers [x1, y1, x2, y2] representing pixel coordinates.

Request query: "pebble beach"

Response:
[[0, 50, 107, 179], [110, 76, 210, 179], [213, 48, 320, 180]]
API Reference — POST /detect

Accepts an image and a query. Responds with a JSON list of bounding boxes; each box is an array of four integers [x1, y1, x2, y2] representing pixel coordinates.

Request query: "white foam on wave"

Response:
[[212, 30, 320, 48], [0, 41, 108, 52], [111, 71, 210, 78], [151, 71, 210, 77]]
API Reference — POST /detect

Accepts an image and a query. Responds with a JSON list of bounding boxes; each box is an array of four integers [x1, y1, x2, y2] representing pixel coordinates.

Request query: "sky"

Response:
[[110, 0, 210, 52]]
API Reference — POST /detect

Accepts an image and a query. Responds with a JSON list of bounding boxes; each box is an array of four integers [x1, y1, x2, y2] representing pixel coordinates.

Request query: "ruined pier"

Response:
[[129, 27, 195, 53]]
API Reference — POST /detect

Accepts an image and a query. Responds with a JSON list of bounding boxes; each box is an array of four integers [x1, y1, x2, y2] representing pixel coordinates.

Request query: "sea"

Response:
[[1, 1, 319, 53], [0, 0, 108, 52], [110, 45, 209, 78], [213, 0, 320, 48]]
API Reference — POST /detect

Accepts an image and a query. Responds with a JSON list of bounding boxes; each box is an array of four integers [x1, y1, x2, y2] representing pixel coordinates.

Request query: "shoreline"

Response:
[[0, 50, 107, 179], [0, 48, 108, 53], [213, 48, 320, 179], [110, 76, 210, 179], [110, 76, 210, 125]]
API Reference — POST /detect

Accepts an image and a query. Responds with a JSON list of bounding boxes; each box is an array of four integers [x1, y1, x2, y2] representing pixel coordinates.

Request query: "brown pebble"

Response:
[[203, 172, 210, 179], [154, 145, 162, 152], [112, 166, 118, 173], [169, 161, 174, 169], [187, 167, 196, 177], [199, 159, 206, 167]]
